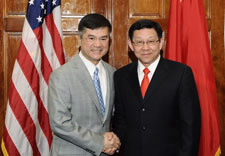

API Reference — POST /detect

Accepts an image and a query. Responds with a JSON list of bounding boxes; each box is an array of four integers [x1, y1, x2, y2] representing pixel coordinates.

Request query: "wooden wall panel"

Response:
[[211, 0, 225, 153], [61, 0, 91, 59], [61, 0, 90, 15], [112, 0, 170, 69], [0, 0, 5, 155], [5, 34, 21, 91], [61, 0, 112, 60], [0, 0, 224, 155], [63, 35, 80, 58], [6, 0, 27, 15], [130, 0, 164, 17], [112, 0, 129, 68], [205, 0, 211, 19]]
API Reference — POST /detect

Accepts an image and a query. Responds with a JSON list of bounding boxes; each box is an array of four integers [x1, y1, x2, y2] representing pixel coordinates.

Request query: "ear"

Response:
[[128, 39, 134, 51], [159, 38, 164, 50], [78, 36, 82, 47]]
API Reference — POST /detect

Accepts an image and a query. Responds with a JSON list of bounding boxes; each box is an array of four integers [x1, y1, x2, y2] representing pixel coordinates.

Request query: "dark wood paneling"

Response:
[[112, 0, 129, 68], [6, 0, 27, 15], [112, 0, 171, 68], [130, 0, 164, 17], [4, 18, 24, 32], [211, 0, 225, 154], [61, 0, 91, 15], [63, 34, 80, 58], [6, 33, 22, 87], [0, 0, 4, 155], [0, 0, 224, 155]]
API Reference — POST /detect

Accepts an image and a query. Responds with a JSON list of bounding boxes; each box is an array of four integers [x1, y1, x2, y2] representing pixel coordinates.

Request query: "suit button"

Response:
[[142, 108, 145, 112], [142, 126, 147, 131]]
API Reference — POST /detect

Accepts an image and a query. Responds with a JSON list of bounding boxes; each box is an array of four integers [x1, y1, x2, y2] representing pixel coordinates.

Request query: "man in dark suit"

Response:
[[112, 19, 201, 156]]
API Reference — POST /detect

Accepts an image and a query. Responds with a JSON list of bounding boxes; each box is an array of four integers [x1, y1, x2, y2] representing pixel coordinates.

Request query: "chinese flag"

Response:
[[166, 0, 221, 156]]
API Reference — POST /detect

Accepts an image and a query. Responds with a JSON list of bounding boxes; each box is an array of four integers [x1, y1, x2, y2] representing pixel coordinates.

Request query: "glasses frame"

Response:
[[132, 39, 160, 47]]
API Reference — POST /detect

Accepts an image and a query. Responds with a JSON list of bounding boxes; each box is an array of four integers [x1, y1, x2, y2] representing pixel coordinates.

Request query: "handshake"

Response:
[[103, 132, 121, 155]]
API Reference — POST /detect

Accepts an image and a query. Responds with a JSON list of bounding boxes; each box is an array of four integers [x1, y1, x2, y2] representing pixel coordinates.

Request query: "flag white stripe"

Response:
[[42, 20, 61, 71], [3, 2, 64, 155], [12, 61, 49, 155], [22, 18, 50, 111], [52, 6, 63, 38], [5, 103, 32, 155]]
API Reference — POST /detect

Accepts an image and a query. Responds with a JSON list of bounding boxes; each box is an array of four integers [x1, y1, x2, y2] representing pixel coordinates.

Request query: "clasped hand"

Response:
[[103, 132, 121, 155]]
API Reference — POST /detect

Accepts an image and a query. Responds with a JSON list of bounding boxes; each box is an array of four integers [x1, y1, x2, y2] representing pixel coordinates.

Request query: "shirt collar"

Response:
[[79, 52, 103, 77], [138, 55, 160, 75]]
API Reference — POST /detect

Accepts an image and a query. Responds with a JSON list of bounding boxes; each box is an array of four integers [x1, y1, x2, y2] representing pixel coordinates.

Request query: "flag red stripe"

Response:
[[9, 83, 41, 156], [17, 42, 53, 146], [46, 14, 65, 65], [3, 127, 21, 156], [2, 2, 65, 155], [33, 27, 53, 84]]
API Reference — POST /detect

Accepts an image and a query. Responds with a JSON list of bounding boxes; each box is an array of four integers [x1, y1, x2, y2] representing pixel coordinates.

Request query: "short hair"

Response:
[[78, 13, 112, 37], [128, 19, 163, 40]]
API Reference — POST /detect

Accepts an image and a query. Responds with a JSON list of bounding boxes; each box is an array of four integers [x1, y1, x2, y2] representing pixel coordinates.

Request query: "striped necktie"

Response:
[[93, 67, 105, 115]]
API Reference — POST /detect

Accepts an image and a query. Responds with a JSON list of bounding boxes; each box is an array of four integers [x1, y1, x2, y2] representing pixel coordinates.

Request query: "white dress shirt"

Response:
[[137, 55, 160, 86]]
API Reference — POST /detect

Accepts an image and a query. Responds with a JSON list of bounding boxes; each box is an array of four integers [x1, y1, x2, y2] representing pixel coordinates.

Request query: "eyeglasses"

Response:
[[132, 40, 160, 47], [83, 35, 109, 44]]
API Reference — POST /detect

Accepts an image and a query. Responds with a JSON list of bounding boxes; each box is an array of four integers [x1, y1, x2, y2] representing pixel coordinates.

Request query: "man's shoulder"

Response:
[[50, 56, 79, 78], [161, 57, 191, 70], [102, 61, 116, 72], [115, 62, 137, 75]]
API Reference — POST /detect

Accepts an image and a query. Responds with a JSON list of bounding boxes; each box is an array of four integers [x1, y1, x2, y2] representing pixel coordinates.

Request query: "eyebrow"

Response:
[[133, 36, 158, 40], [87, 34, 109, 38]]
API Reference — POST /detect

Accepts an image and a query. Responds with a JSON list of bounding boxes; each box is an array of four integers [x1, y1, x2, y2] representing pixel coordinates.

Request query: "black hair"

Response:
[[78, 13, 112, 37], [128, 19, 163, 40]]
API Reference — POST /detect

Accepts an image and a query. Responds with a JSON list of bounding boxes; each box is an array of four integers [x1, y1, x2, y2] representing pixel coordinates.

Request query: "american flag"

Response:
[[1, 0, 65, 155]]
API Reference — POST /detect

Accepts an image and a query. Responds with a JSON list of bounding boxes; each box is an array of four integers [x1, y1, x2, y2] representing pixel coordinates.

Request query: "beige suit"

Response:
[[48, 54, 115, 156]]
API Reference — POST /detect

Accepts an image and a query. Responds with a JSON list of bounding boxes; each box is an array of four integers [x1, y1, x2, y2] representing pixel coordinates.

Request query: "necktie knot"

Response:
[[143, 68, 150, 75], [94, 67, 99, 76]]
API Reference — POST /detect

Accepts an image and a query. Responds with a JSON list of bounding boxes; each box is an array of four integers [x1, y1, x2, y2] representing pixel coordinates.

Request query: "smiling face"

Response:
[[79, 27, 110, 65], [129, 28, 164, 67]]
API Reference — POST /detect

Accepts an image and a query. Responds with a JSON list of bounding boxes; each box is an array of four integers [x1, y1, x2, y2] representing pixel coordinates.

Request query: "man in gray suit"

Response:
[[48, 13, 121, 156]]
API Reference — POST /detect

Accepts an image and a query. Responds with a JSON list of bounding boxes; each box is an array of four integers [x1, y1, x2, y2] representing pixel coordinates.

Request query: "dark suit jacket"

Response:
[[112, 57, 201, 156]]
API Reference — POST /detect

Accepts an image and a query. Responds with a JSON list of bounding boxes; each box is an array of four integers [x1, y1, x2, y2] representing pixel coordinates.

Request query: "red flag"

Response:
[[1, 0, 65, 155], [166, 0, 221, 156]]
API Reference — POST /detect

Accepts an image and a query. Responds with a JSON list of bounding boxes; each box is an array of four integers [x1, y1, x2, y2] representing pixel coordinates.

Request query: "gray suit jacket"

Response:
[[48, 54, 115, 156]]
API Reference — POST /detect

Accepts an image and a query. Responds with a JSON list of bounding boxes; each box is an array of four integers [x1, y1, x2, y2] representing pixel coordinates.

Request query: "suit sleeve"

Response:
[[177, 66, 201, 156], [48, 71, 104, 156], [112, 71, 127, 144]]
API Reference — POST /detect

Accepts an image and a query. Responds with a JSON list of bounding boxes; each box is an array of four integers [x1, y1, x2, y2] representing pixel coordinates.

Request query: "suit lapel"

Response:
[[127, 62, 143, 105], [102, 62, 111, 122], [72, 55, 104, 120]]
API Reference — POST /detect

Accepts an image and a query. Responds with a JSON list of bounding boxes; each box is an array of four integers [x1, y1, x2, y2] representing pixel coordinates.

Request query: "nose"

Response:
[[93, 39, 101, 47], [142, 42, 150, 50]]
